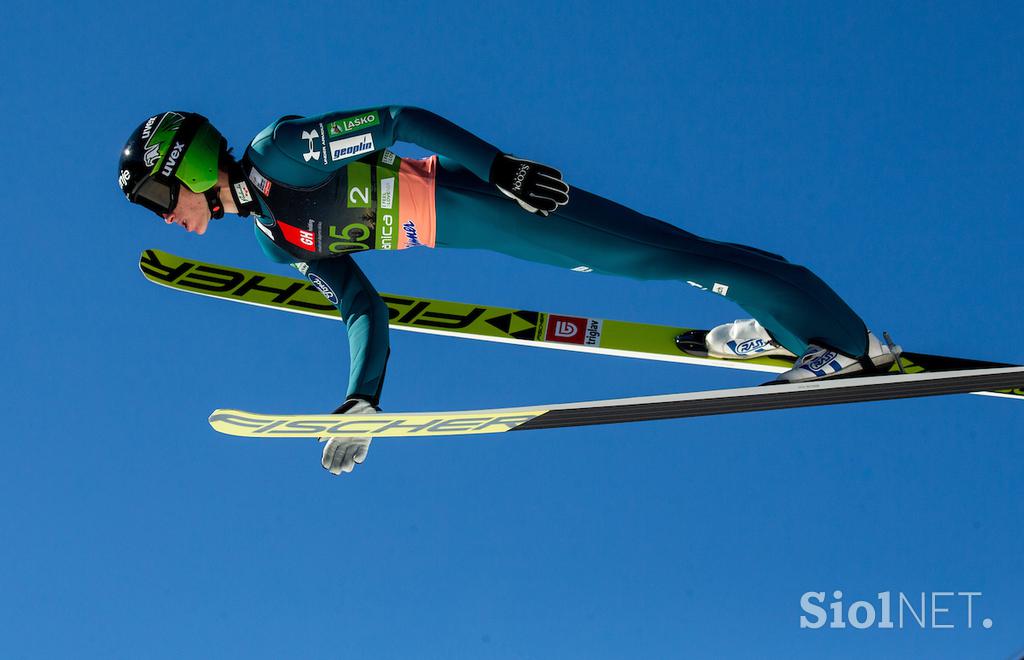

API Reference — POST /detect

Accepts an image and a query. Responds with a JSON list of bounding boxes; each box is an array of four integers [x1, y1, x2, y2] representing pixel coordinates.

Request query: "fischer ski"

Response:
[[209, 366, 1024, 439], [140, 249, 1024, 401]]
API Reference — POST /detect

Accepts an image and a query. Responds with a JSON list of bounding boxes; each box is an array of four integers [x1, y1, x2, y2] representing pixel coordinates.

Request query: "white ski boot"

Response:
[[676, 319, 796, 360], [774, 331, 897, 382]]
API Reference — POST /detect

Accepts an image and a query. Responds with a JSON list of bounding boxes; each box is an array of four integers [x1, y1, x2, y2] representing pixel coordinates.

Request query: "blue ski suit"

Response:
[[240, 106, 869, 404]]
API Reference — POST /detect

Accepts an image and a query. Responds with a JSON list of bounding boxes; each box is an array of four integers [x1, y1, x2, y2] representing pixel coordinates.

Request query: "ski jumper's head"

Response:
[[118, 111, 244, 234]]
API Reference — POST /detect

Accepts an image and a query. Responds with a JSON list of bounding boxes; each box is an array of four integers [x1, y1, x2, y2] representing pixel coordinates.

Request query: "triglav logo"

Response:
[[553, 320, 578, 338], [545, 315, 602, 346], [800, 590, 992, 630], [301, 130, 321, 162]]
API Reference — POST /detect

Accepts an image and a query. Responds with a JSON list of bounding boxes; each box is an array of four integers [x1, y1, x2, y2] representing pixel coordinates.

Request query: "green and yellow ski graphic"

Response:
[[139, 249, 1023, 401]]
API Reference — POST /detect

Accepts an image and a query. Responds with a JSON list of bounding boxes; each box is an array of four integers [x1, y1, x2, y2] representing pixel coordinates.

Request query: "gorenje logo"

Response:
[[161, 142, 186, 177], [118, 169, 131, 190]]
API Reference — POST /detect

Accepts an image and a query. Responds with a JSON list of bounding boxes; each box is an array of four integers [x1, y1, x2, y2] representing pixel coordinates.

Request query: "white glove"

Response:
[[320, 399, 377, 475]]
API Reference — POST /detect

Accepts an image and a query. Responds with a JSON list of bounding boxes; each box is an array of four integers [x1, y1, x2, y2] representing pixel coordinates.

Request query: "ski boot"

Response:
[[675, 319, 796, 360]]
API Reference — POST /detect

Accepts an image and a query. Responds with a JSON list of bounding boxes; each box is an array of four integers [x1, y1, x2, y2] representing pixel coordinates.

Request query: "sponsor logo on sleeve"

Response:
[[233, 181, 253, 204], [277, 219, 316, 251], [329, 134, 375, 161], [248, 167, 272, 195], [308, 273, 338, 305], [544, 315, 602, 346], [301, 129, 322, 162], [712, 282, 729, 296], [571, 265, 592, 273], [327, 111, 380, 138], [291, 262, 309, 275]]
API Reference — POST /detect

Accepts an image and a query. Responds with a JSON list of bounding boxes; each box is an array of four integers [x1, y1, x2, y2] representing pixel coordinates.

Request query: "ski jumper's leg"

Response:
[[433, 159, 868, 358]]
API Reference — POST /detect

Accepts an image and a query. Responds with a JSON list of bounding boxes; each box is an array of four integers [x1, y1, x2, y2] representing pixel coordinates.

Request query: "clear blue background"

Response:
[[2, 1, 1021, 658]]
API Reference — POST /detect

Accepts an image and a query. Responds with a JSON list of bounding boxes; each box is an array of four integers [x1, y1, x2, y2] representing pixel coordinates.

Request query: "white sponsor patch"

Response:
[[308, 273, 338, 304], [329, 133, 375, 161], [292, 262, 309, 275], [248, 167, 271, 195], [584, 319, 603, 346], [381, 149, 396, 165], [380, 177, 395, 209], [233, 181, 253, 204], [571, 265, 592, 273], [713, 282, 729, 296]]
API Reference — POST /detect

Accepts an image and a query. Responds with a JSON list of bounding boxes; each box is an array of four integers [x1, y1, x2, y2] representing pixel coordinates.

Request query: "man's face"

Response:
[[163, 187, 211, 235]]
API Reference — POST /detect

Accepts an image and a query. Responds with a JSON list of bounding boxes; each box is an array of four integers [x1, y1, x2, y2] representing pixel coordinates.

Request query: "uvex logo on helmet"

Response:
[[161, 142, 186, 177]]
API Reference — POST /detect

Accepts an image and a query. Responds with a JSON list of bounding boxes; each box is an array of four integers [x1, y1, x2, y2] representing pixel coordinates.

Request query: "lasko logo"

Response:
[[307, 273, 338, 304], [161, 141, 186, 177], [301, 130, 321, 162], [545, 315, 602, 346], [327, 112, 380, 138], [330, 134, 375, 161], [118, 169, 131, 190]]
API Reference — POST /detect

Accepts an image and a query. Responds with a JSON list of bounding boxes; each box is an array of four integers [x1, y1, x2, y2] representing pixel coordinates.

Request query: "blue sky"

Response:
[[2, 1, 1022, 657]]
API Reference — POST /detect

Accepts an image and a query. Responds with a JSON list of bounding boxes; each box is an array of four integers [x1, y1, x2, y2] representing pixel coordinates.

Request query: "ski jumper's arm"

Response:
[[262, 106, 502, 182], [252, 235, 390, 404], [246, 107, 505, 405]]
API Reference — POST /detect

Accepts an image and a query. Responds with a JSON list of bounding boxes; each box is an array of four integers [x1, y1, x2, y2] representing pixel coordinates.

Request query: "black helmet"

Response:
[[118, 111, 226, 218]]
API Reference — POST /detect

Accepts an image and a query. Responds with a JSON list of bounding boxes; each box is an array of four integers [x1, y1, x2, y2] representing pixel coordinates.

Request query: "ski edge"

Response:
[[209, 366, 1024, 439]]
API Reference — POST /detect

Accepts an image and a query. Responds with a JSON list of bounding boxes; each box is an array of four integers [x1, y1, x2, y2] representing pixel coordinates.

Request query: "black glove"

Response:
[[489, 154, 570, 216]]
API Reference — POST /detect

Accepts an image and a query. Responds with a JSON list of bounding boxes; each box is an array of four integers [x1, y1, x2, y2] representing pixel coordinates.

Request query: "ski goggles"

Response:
[[128, 174, 183, 218]]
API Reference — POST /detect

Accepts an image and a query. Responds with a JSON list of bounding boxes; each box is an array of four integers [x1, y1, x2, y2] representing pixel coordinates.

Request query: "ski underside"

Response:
[[140, 249, 1024, 438]]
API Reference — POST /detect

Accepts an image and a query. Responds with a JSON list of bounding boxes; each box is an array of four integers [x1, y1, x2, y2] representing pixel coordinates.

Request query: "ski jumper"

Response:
[[241, 106, 869, 404]]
